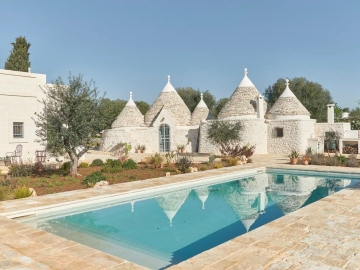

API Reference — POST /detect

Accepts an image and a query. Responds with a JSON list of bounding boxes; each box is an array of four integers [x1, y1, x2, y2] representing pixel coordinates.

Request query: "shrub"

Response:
[[325, 157, 338, 166], [122, 159, 138, 170], [34, 161, 45, 172], [78, 162, 89, 168], [9, 161, 33, 177], [163, 151, 176, 166], [214, 163, 223, 169], [128, 175, 137, 181], [61, 161, 71, 171], [102, 159, 123, 173], [13, 185, 33, 199], [175, 154, 193, 173], [335, 155, 347, 165], [149, 153, 164, 168], [345, 157, 359, 167], [0, 186, 9, 201], [82, 172, 106, 187], [229, 157, 238, 166], [90, 159, 104, 167], [247, 157, 253, 163], [220, 144, 256, 158], [208, 155, 216, 164], [199, 166, 207, 171], [309, 154, 324, 165]]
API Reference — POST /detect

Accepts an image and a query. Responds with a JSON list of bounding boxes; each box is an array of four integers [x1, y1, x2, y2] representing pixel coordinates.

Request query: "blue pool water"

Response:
[[20, 170, 359, 269]]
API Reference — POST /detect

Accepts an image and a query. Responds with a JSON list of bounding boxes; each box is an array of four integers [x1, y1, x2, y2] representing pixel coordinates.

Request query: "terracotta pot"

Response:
[[290, 158, 298, 165], [140, 150, 144, 153], [302, 160, 308, 165]]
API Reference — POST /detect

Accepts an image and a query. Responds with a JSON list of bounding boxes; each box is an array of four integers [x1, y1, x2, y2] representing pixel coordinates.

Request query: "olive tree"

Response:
[[34, 73, 105, 176]]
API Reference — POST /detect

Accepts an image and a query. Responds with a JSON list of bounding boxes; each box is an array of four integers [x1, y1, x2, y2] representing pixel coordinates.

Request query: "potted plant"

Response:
[[302, 156, 311, 165], [140, 145, 146, 153], [134, 144, 140, 153], [288, 150, 299, 165], [177, 144, 185, 153]]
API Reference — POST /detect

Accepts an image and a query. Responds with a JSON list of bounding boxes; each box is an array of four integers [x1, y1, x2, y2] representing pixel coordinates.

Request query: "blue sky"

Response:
[[1, 0, 360, 108]]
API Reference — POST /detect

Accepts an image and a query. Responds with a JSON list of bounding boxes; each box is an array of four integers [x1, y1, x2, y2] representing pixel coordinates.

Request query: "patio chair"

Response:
[[5, 144, 23, 164]]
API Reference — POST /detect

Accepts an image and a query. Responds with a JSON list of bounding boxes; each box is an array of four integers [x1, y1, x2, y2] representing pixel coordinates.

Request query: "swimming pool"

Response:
[[19, 169, 359, 269]]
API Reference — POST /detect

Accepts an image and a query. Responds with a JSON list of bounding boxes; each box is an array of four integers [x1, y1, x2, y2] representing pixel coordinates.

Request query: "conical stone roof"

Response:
[[144, 76, 191, 126], [269, 194, 310, 215], [218, 69, 267, 119], [191, 93, 210, 125], [112, 92, 144, 128], [267, 79, 310, 119], [194, 186, 210, 209]]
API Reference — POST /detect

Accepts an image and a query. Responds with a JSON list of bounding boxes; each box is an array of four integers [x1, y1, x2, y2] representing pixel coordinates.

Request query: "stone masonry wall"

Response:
[[267, 120, 315, 154], [314, 123, 351, 139], [198, 119, 268, 154], [268, 97, 309, 116], [191, 107, 209, 125], [144, 92, 191, 126]]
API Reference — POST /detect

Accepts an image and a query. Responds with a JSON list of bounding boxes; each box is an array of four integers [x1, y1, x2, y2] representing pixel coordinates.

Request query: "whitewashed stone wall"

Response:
[[314, 123, 351, 139], [267, 119, 315, 154], [198, 119, 268, 154]]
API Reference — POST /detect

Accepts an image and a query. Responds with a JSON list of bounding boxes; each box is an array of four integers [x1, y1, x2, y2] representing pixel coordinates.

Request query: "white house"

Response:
[[0, 68, 47, 160]]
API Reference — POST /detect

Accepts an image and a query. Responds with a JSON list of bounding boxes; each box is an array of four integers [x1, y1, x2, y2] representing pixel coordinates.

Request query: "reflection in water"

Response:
[[156, 189, 191, 226], [22, 172, 356, 270]]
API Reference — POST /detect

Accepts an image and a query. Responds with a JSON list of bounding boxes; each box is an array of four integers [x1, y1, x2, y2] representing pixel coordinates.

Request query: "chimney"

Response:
[[28, 67, 31, 73], [327, 104, 335, 124], [257, 94, 264, 119]]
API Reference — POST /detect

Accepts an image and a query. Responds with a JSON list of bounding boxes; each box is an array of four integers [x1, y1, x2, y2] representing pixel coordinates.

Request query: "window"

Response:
[[159, 124, 170, 152], [13, 122, 24, 138], [275, 127, 283, 138]]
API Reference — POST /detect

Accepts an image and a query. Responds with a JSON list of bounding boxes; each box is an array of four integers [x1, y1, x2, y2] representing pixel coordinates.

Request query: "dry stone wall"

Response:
[[314, 123, 351, 139], [267, 120, 315, 154], [144, 92, 191, 126], [218, 86, 267, 119], [198, 119, 268, 154]]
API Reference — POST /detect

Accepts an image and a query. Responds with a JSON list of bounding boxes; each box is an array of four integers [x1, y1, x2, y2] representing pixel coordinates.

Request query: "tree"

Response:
[[349, 100, 360, 130], [98, 98, 127, 130], [213, 98, 229, 118], [176, 87, 216, 113], [264, 77, 334, 122], [34, 74, 105, 176], [4, 36, 31, 72], [334, 103, 343, 123], [135, 101, 150, 115]]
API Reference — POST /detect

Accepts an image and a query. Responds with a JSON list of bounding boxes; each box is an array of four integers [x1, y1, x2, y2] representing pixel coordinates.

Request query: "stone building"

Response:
[[101, 69, 354, 155]]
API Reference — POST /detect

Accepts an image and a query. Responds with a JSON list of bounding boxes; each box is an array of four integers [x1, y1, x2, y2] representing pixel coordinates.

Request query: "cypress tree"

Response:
[[4, 36, 31, 72]]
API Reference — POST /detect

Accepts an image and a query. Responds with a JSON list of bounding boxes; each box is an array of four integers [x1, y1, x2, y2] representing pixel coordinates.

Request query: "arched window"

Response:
[[159, 124, 170, 152]]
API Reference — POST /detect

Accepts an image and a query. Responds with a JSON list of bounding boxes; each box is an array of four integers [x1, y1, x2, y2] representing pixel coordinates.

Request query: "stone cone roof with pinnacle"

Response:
[[267, 79, 310, 118], [156, 189, 190, 226], [144, 76, 191, 126], [268, 194, 311, 215], [218, 68, 267, 119], [191, 93, 210, 125], [112, 92, 144, 128]]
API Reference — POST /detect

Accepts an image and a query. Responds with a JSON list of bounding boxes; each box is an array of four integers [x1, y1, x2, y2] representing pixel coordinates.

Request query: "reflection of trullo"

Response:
[[225, 174, 269, 232], [267, 175, 317, 215], [317, 178, 352, 195], [156, 189, 190, 226], [130, 201, 135, 212], [195, 186, 210, 209]]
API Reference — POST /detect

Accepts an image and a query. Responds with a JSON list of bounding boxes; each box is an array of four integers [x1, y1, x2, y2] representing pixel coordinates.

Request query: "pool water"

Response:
[[20, 170, 359, 269]]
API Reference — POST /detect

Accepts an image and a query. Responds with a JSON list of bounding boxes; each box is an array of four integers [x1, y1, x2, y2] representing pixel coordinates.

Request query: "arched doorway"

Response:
[[159, 124, 170, 152]]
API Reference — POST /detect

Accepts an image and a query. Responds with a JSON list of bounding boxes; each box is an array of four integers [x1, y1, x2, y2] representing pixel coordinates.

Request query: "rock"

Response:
[[166, 172, 171, 177], [94, 181, 109, 188], [237, 160, 244, 165], [29, 188, 37, 197], [240, 155, 247, 164], [189, 167, 198, 173], [141, 158, 148, 164]]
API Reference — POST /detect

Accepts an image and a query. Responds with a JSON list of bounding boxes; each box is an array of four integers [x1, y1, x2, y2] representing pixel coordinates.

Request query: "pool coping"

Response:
[[1, 160, 360, 269]]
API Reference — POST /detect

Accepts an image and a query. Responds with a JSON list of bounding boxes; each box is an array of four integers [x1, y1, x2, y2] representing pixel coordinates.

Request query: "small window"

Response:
[[13, 122, 24, 138], [275, 128, 283, 138]]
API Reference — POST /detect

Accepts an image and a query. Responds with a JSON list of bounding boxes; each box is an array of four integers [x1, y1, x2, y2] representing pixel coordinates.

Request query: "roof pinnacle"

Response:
[[286, 79, 289, 87], [130, 91, 133, 100], [200, 93, 203, 100], [244, 68, 248, 76], [168, 75, 170, 82]]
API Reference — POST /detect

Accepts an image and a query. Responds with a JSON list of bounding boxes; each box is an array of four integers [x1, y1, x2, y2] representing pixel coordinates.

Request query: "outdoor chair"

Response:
[[5, 144, 23, 164]]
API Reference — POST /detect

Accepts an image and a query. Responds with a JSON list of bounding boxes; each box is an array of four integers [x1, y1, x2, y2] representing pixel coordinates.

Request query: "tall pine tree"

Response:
[[4, 36, 31, 72]]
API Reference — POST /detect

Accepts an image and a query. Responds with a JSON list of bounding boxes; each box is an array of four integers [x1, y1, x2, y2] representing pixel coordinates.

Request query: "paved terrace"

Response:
[[0, 155, 359, 269]]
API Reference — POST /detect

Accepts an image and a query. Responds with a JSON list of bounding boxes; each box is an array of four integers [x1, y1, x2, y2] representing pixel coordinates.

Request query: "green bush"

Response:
[[150, 153, 164, 168], [229, 157, 238, 166], [82, 172, 106, 187], [128, 175, 137, 181], [199, 166, 207, 171], [214, 163, 223, 169], [208, 155, 216, 164], [335, 155, 347, 165], [78, 162, 89, 168], [325, 157, 338, 166], [102, 159, 123, 173], [0, 186, 9, 201], [9, 162, 33, 177], [122, 159, 138, 170], [175, 154, 193, 173], [61, 161, 71, 171], [90, 159, 104, 167], [13, 185, 33, 199], [345, 157, 358, 167]]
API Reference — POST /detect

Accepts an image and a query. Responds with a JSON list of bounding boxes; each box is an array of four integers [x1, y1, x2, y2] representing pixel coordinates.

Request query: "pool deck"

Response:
[[0, 155, 360, 269]]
